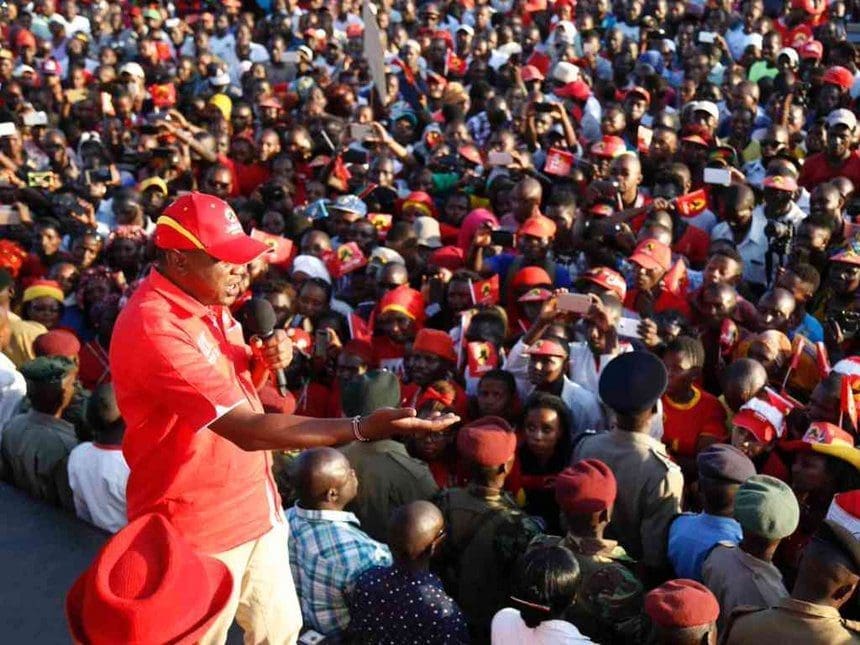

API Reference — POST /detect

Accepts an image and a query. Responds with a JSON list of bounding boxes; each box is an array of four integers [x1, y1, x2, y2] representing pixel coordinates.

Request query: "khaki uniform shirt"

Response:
[[702, 543, 789, 633], [433, 485, 541, 640], [341, 439, 438, 542], [0, 410, 77, 509], [724, 598, 860, 645], [573, 429, 683, 567], [531, 533, 645, 644]]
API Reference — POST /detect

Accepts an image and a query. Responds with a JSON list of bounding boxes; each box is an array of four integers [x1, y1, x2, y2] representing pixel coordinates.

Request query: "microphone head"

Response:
[[244, 298, 278, 337]]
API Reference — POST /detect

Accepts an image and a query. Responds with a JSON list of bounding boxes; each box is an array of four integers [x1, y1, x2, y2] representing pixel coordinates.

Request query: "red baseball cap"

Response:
[[555, 80, 591, 101], [518, 287, 553, 303], [65, 514, 232, 645], [798, 39, 824, 60], [520, 65, 545, 82], [155, 192, 269, 264], [823, 66, 854, 92], [762, 175, 798, 192], [518, 214, 558, 239], [733, 398, 786, 443], [589, 135, 626, 159], [629, 238, 672, 272], [626, 86, 651, 104], [525, 338, 568, 358], [580, 266, 627, 301]]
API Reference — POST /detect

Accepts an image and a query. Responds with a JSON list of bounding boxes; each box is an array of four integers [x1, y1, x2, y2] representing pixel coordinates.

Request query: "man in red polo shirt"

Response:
[[798, 109, 860, 189], [109, 192, 458, 644]]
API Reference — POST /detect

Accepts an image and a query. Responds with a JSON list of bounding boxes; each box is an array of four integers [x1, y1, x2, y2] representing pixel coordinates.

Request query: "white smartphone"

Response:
[[488, 151, 514, 167], [557, 292, 592, 314], [23, 111, 47, 127], [349, 123, 374, 141], [698, 31, 716, 44], [616, 317, 642, 338], [703, 167, 731, 187]]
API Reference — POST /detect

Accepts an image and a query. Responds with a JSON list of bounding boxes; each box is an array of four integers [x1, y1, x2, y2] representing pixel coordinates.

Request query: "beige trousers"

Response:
[[199, 522, 302, 645]]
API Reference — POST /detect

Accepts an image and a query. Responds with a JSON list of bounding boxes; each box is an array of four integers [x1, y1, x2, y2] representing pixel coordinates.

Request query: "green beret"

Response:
[[734, 475, 800, 540], [341, 370, 401, 418], [20, 356, 75, 383]]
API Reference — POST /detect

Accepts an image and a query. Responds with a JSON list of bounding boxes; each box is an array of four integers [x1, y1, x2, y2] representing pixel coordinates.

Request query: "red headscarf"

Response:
[[457, 208, 499, 251]]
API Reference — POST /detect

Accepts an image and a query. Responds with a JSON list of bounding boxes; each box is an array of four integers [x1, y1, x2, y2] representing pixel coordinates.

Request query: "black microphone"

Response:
[[245, 298, 289, 397]]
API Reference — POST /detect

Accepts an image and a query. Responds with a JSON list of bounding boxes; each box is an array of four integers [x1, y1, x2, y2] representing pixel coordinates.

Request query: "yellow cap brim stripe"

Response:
[[156, 215, 205, 250]]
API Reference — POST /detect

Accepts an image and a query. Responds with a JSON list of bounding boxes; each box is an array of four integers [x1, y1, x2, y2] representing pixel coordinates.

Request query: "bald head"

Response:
[[513, 177, 543, 220], [388, 501, 445, 564], [294, 448, 357, 511], [722, 358, 768, 412]]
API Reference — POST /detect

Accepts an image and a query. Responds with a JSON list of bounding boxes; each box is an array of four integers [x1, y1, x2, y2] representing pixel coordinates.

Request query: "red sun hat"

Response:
[[556, 459, 617, 514], [645, 579, 719, 628], [66, 513, 232, 645], [155, 192, 269, 265], [629, 238, 672, 273], [412, 328, 458, 363], [457, 416, 517, 467]]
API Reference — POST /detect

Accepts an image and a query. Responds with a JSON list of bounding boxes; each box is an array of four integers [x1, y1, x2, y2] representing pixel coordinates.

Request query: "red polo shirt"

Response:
[[798, 151, 860, 189], [110, 270, 281, 553]]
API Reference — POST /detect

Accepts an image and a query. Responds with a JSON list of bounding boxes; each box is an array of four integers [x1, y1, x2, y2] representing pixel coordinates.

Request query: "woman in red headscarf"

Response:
[[371, 284, 426, 376]]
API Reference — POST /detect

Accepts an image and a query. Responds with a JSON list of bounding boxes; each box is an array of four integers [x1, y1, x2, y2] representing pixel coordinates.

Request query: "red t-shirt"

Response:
[[110, 270, 281, 553], [673, 225, 710, 269], [798, 151, 860, 190], [661, 386, 728, 458], [234, 161, 272, 197]]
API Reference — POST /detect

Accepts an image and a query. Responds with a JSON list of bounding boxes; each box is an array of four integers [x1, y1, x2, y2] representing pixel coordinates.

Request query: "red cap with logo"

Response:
[[762, 175, 798, 192], [155, 192, 269, 265], [629, 238, 672, 273], [580, 266, 627, 301], [823, 66, 854, 92]]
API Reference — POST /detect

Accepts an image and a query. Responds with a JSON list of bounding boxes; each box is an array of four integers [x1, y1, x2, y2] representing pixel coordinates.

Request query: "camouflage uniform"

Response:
[[530, 533, 646, 644], [433, 484, 542, 643]]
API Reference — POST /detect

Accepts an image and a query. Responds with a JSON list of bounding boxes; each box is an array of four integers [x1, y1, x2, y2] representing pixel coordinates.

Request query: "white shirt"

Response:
[[491, 608, 593, 644], [710, 210, 769, 287], [67, 442, 130, 533], [0, 352, 26, 434]]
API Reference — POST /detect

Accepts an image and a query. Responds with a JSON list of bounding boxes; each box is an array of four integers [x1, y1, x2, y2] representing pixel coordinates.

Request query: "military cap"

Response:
[[599, 351, 667, 416], [341, 370, 401, 418], [20, 356, 76, 383], [556, 459, 617, 514], [645, 579, 719, 628], [34, 330, 81, 358], [733, 475, 800, 540], [456, 416, 517, 467], [824, 490, 860, 571], [696, 444, 756, 484]]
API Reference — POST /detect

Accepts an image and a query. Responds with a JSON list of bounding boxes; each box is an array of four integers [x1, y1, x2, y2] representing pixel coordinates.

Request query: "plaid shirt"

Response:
[[287, 505, 392, 636]]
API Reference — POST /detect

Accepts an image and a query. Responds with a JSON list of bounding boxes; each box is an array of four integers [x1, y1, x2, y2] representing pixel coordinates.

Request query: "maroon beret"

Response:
[[456, 416, 516, 467], [33, 330, 81, 359], [555, 459, 617, 514], [645, 579, 719, 628]]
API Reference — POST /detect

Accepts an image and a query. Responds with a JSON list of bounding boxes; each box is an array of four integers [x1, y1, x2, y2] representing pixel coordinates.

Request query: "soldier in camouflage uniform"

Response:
[[531, 458, 645, 643], [432, 417, 541, 644]]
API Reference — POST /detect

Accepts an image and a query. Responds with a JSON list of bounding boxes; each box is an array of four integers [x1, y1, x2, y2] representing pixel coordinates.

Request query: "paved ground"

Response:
[[0, 483, 242, 643]]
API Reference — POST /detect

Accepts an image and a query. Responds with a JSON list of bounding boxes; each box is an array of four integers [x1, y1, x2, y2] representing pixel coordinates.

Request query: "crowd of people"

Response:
[[1, 0, 860, 643]]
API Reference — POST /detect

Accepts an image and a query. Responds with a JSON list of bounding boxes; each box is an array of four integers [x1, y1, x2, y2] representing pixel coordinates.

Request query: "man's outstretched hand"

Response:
[[362, 408, 460, 441]]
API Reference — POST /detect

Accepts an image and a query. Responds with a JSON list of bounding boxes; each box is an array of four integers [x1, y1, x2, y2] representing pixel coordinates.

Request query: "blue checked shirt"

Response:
[[287, 505, 392, 636]]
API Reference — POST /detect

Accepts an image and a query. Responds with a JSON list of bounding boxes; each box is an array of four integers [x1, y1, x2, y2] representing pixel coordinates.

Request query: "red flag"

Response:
[[815, 342, 831, 378], [368, 213, 393, 238], [675, 189, 709, 217], [446, 51, 468, 76], [842, 375, 858, 431], [348, 313, 371, 343], [466, 341, 499, 378], [324, 242, 367, 279], [470, 275, 500, 306], [250, 229, 294, 266]]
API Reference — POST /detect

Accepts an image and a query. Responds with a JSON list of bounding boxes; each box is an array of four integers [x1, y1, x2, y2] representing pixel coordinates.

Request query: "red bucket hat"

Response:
[[155, 192, 269, 265], [65, 514, 232, 645]]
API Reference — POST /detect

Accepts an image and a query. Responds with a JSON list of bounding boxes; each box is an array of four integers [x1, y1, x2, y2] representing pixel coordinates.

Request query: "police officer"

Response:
[[668, 444, 756, 580], [724, 491, 860, 644], [573, 351, 684, 585], [531, 458, 645, 643]]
